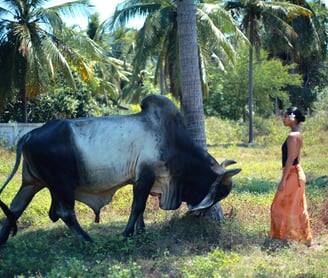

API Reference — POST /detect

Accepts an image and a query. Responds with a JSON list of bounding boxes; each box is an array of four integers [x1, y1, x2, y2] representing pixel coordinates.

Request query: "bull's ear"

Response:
[[222, 168, 241, 186]]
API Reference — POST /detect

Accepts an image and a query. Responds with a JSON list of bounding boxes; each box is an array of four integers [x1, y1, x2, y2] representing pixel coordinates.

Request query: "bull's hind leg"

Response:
[[55, 200, 93, 242], [0, 184, 43, 245], [49, 186, 92, 243]]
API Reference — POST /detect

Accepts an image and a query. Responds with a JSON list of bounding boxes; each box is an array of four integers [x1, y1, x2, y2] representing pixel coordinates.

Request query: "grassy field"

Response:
[[0, 116, 327, 277]]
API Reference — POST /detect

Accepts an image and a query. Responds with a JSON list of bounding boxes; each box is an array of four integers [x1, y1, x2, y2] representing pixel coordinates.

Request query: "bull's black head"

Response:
[[187, 160, 241, 212]]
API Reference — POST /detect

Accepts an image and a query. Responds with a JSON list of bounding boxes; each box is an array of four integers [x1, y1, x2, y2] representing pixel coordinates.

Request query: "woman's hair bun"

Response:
[[286, 107, 306, 123]]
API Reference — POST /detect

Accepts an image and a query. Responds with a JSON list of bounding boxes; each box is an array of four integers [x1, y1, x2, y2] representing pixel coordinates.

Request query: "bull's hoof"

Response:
[[0, 221, 15, 246], [81, 233, 93, 243], [74, 229, 93, 243], [77, 236, 93, 248], [0, 234, 9, 246], [122, 230, 134, 237], [136, 227, 146, 235], [10, 223, 17, 237]]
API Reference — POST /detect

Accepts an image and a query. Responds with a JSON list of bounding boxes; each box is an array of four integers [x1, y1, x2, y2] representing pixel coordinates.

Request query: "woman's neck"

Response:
[[291, 124, 300, 132]]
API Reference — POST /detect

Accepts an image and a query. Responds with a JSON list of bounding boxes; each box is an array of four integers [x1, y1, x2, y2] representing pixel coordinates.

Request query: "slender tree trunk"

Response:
[[22, 90, 28, 123], [159, 60, 164, 95], [248, 20, 254, 143], [176, 0, 225, 221], [21, 58, 28, 123]]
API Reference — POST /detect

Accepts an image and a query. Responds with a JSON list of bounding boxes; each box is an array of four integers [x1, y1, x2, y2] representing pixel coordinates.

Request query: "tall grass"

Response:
[[0, 112, 327, 277]]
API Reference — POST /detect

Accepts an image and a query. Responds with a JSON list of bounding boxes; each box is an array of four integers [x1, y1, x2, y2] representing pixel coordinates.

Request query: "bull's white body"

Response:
[[71, 116, 173, 213]]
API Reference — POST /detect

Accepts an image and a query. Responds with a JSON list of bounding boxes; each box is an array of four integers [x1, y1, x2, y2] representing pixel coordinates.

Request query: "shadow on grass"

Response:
[[234, 178, 276, 194], [307, 175, 328, 189], [0, 213, 265, 277], [234, 175, 328, 195]]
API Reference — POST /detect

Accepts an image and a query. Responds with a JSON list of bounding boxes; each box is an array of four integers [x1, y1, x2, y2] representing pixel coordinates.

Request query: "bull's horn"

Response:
[[225, 168, 242, 177], [221, 160, 237, 168], [188, 192, 214, 212], [188, 177, 222, 212]]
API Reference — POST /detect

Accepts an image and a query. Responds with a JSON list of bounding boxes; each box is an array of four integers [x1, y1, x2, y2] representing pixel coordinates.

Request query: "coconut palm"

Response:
[[107, 0, 247, 103], [0, 0, 102, 122], [225, 0, 312, 143], [109, 0, 243, 220]]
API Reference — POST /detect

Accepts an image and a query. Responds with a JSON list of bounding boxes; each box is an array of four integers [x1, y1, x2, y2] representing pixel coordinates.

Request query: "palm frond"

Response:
[[197, 7, 238, 65], [200, 3, 248, 42], [46, 0, 94, 19], [108, 3, 161, 30], [59, 27, 104, 60], [264, 2, 313, 22], [41, 36, 76, 88]]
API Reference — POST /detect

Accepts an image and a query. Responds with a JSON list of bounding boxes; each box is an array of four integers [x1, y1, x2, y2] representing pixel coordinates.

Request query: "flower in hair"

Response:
[[289, 113, 296, 121]]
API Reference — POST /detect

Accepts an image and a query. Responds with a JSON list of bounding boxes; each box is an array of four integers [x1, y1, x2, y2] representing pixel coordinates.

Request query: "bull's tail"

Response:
[[0, 134, 28, 237], [0, 133, 28, 194]]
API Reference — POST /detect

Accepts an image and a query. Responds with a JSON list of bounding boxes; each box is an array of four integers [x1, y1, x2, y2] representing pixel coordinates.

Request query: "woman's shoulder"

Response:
[[287, 132, 302, 143], [289, 131, 301, 136]]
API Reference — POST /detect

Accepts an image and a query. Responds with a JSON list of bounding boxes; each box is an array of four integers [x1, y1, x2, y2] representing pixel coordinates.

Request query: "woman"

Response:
[[270, 107, 312, 245]]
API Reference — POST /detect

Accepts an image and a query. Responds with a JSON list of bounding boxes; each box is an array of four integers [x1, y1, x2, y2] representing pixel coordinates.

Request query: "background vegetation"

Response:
[[0, 100, 327, 277], [1, 0, 327, 124]]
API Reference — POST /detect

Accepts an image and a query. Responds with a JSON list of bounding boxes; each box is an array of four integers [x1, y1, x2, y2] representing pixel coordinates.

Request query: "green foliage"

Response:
[[0, 0, 100, 119], [87, 13, 101, 40], [288, 85, 317, 114], [205, 117, 244, 145], [108, 0, 245, 102], [0, 74, 117, 123], [107, 259, 142, 278], [205, 48, 303, 120]]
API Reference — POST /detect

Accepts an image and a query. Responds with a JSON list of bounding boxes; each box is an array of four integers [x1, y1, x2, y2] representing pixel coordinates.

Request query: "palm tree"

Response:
[[110, 0, 242, 220], [264, 0, 327, 112], [225, 0, 312, 143], [0, 0, 101, 122], [107, 0, 247, 103]]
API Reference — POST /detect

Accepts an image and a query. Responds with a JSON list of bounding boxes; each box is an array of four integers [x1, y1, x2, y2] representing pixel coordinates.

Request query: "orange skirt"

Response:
[[270, 165, 312, 242]]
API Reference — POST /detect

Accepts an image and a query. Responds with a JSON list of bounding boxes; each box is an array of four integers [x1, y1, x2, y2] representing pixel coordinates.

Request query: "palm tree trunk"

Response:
[[248, 20, 255, 143], [176, 0, 206, 148], [177, 0, 225, 221]]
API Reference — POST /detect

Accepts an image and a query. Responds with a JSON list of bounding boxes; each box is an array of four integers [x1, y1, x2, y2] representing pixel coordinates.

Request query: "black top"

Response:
[[282, 138, 299, 167]]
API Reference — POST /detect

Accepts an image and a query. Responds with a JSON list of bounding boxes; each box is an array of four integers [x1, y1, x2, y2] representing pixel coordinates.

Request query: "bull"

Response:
[[0, 94, 241, 245]]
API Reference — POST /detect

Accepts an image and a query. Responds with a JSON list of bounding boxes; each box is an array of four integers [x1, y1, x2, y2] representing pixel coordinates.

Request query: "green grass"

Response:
[[0, 116, 327, 278]]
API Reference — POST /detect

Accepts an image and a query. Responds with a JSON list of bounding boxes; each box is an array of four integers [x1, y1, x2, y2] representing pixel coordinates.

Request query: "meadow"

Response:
[[0, 114, 327, 277]]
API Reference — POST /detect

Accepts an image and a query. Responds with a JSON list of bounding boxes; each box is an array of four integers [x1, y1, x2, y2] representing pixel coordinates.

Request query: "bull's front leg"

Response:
[[123, 166, 155, 237]]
